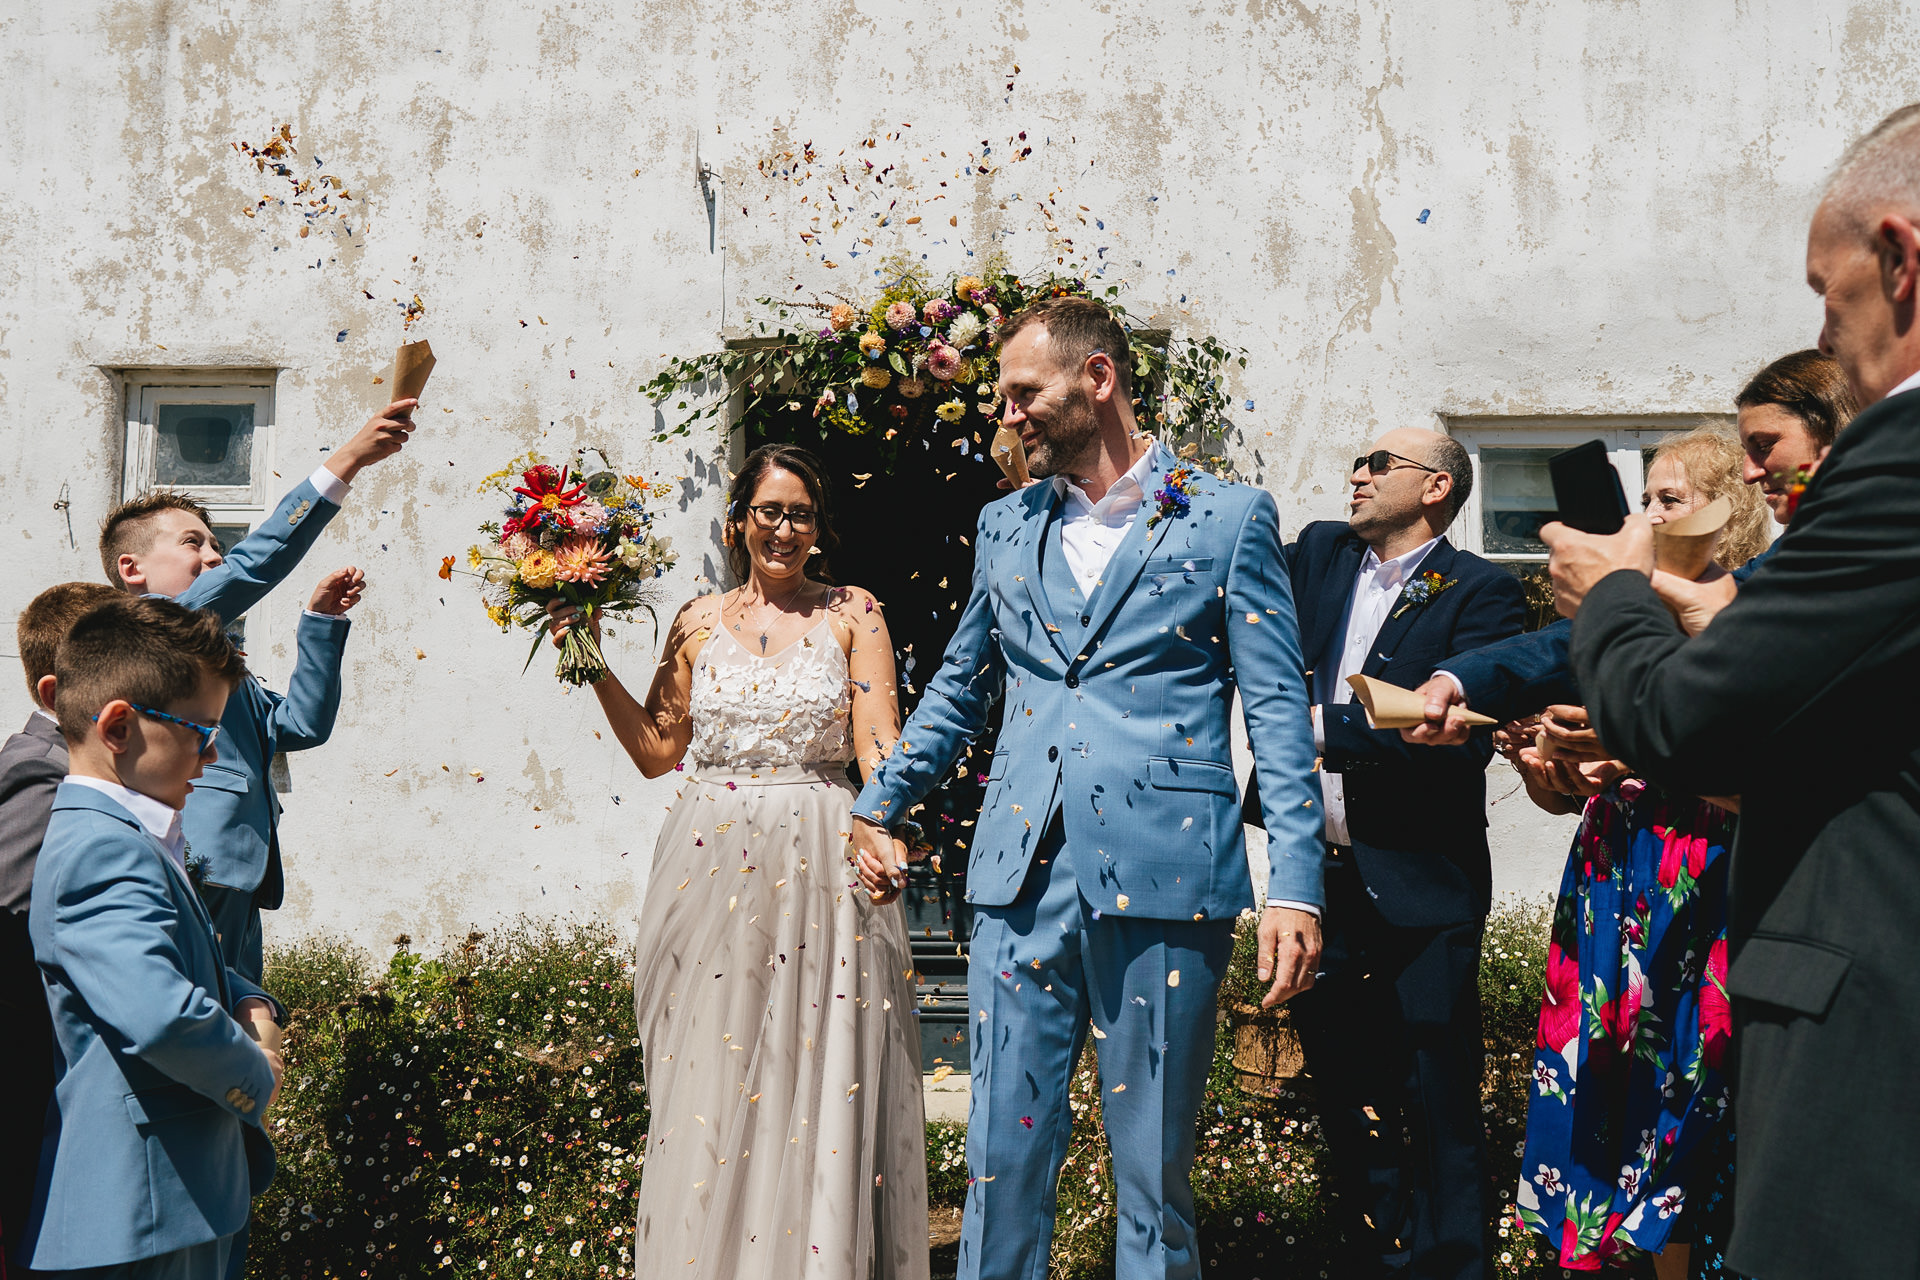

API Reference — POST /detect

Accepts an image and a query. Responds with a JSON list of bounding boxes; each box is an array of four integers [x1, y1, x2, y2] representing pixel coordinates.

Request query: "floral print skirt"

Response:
[[1516, 779, 1734, 1269]]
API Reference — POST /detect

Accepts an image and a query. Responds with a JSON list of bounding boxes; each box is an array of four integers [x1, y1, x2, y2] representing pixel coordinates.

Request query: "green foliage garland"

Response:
[[641, 263, 1247, 466]]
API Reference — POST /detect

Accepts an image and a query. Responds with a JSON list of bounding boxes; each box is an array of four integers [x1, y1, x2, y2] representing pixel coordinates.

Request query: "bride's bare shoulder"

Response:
[[822, 582, 884, 618], [670, 592, 727, 648]]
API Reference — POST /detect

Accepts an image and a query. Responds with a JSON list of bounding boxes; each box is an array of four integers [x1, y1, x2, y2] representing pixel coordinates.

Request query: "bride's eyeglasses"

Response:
[[746, 504, 818, 534]]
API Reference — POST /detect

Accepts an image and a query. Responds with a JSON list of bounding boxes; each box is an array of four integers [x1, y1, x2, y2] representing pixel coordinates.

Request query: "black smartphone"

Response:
[[1548, 440, 1631, 534]]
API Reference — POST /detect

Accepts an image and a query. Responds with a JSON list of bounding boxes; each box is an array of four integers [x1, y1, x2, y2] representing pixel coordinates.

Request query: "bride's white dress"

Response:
[[632, 614, 928, 1279]]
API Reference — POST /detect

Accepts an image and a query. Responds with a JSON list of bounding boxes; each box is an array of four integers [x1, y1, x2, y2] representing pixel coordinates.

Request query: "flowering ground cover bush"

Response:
[[251, 901, 1554, 1279]]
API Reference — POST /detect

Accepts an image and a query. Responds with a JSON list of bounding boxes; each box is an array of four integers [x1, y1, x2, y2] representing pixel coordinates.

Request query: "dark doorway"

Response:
[[746, 405, 1008, 1073]]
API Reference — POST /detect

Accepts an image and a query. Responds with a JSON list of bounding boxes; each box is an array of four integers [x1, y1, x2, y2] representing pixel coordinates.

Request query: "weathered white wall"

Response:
[[1, 0, 1907, 952]]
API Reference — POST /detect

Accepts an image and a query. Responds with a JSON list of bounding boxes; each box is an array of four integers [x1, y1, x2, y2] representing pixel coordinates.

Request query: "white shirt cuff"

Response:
[[1433, 670, 1468, 704], [1265, 898, 1322, 918], [1311, 703, 1325, 754], [301, 609, 345, 621], [309, 464, 351, 506]]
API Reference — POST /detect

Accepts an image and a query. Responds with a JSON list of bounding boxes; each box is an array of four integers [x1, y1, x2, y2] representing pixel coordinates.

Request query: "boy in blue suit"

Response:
[[17, 595, 284, 1278], [850, 299, 1324, 1280], [100, 396, 415, 981]]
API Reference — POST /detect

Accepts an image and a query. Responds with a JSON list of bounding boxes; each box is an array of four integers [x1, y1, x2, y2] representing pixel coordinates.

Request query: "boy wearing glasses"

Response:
[[0, 582, 122, 1274], [100, 399, 412, 984], [15, 596, 284, 1279]]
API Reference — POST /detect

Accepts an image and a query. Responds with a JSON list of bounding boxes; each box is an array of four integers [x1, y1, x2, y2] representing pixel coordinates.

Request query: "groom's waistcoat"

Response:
[[857, 447, 1324, 921]]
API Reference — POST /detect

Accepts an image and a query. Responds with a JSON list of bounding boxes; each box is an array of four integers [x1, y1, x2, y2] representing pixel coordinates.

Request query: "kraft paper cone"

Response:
[[1652, 495, 1731, 580], [1346, 673, 1495, 730], [990, 425, 1030, 487], [389, 340, 436, 415]]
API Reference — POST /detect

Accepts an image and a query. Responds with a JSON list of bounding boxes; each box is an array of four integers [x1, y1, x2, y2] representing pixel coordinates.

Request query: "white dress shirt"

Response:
[[61, 774, 188, 872], [1315, 536, 1442, 846], [1887, 367, 1920, 401], [1054, 446, 1158, 596]]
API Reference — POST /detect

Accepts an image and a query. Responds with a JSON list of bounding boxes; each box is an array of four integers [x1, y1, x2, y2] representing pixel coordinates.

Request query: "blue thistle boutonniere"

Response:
[[1146, 463, 1198, 530], [1391, 569, 1457, 619]]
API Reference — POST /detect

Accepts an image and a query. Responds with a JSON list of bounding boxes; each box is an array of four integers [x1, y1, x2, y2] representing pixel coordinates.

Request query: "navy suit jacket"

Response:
[[174, 478, 347, 907], [1442, 543, 1776, 723], [1246, 523, 1525, 926]]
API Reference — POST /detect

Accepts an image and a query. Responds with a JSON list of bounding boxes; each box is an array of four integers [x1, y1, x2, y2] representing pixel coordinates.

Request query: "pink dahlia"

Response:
[[553, 535, 612, 586], [923, 298, 959, 326], [501, 531, 536, 559], [885, 301, 916, 331], [926, 342, 963, 381]]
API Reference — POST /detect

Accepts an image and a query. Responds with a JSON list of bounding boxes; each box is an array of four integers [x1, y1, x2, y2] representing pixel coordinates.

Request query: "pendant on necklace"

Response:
[[758, 632, 770, 651]]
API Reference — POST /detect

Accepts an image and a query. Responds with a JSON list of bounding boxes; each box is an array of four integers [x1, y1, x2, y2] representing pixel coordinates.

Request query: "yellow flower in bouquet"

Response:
[[829, 303, 858, 331], [859, 332, 887, 357], [935, 399, 968, 423], [860, 365, 892, 389], [955, 275, 984, 303], [517, 548, 559, 589]]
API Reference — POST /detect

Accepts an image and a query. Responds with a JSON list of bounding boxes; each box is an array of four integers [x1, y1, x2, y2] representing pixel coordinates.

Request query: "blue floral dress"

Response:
[[1515, 778, 1735, 1269]]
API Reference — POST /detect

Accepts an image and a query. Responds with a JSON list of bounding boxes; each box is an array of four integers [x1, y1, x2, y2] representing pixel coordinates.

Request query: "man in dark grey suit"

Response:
[[0, 581, 120, 1273], [1541, 103, 1920, 1277]]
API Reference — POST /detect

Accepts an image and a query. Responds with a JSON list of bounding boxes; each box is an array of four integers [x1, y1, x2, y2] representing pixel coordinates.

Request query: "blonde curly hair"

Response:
[[1647, 428, 1771, 570]]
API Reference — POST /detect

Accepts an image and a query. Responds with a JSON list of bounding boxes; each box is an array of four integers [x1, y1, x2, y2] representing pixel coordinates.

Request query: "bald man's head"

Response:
[[1347, 427, 1471, 550]]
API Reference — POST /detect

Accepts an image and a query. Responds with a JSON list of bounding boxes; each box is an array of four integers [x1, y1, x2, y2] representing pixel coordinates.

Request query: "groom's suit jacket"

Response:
[[1254, 523, 1525, 927], [176, 477, 347, 913], [20, 785, 279, 1270], [855, 445, 1325, 919]]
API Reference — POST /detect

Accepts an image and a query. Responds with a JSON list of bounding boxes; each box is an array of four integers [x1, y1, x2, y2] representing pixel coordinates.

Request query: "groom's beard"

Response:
[[1024, 386, 1100, 479]]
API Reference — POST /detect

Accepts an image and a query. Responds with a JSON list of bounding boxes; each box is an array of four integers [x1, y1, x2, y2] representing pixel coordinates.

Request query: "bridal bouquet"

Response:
[[458, 449, 678, 685]]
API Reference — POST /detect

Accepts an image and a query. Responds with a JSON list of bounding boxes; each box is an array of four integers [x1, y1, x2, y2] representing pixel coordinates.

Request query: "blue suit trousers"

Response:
[[960, 820, 1233, 1280]]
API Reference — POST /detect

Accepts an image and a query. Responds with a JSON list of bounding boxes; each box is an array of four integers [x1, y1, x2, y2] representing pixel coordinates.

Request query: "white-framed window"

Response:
[[120, 371, 280, 646], [1445, 414, 1735, 625]]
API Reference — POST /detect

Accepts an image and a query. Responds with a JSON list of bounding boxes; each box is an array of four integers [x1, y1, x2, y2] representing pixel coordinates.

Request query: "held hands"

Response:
[[1540, 514, 1655, 618], [325, 399, 420, 485], [1256, 906, 1322, 1008], [1535, 704, 1611, 763], [850, 815, 909, 905], [307, 567, 366, 615]]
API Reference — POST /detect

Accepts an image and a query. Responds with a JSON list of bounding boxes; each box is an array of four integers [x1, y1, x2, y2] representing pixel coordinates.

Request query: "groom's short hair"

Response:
[[998, 296, 1134, 400], [99, 491, 215, 590]]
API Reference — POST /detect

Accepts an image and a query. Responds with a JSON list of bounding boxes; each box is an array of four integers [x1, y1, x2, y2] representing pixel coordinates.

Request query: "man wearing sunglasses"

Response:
[[1242, 427, 1523, 1280]]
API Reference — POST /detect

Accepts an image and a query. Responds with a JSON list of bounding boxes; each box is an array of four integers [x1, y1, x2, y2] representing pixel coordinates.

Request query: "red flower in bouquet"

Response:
[[505, 465, 587, 538], [1701, 938, 1732, 1070], [1537, 940, 1581, 1051]]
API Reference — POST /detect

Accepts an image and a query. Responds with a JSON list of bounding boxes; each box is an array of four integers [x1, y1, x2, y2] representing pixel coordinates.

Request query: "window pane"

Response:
[[1478, 447, 1561, 555], [210, 522, 250, 650], [154, 403, 254, 488]]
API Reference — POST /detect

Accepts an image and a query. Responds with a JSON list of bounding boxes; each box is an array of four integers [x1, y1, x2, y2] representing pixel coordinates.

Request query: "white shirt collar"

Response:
[[1358, 535, 1443, 593], [33, 708, 57, 727], [1885, 367, 1920, 402], [1054, 441, 1160, 515], [62, 774, 186, 862]]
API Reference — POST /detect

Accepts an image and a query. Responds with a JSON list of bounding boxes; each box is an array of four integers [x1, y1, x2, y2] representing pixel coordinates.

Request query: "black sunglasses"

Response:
[[1353, 449, 1439, 477]]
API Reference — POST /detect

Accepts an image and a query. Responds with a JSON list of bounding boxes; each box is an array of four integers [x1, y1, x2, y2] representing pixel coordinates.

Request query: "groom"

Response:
[[850, 296, 1325, 1279]]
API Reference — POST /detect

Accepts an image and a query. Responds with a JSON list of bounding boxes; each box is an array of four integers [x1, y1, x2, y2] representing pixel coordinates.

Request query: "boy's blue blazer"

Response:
[[18, 784, 278, 1270], [175, 478, 347, 912]]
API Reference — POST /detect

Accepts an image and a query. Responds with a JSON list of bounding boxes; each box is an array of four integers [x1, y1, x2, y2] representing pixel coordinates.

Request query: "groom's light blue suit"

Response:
[[856, 444, 1322, 1279]]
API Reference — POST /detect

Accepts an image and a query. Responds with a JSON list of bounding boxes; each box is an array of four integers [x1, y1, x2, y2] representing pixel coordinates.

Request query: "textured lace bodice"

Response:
[[688, 615, 853, 769]]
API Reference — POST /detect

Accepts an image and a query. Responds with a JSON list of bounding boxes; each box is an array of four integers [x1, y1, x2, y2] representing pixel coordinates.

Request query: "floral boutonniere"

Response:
[[1146, 463, 1197, 530], [1391, 569, 1457, 619], [1778, 460, 1822, 523]]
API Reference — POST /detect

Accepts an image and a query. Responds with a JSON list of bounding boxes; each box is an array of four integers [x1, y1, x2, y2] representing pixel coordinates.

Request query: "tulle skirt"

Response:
[[632, 764, 928, 1280]]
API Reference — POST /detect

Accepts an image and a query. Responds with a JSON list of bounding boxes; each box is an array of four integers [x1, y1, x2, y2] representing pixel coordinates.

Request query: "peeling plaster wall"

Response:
[[0, 0, 1905, 951]]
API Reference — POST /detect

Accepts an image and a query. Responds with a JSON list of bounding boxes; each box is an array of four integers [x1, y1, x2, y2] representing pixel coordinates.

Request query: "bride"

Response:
[[549, 443, 928, 1279]]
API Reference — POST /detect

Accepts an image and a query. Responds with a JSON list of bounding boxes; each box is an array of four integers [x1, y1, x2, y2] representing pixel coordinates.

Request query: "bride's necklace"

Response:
[[733, 579, 809, 652]]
